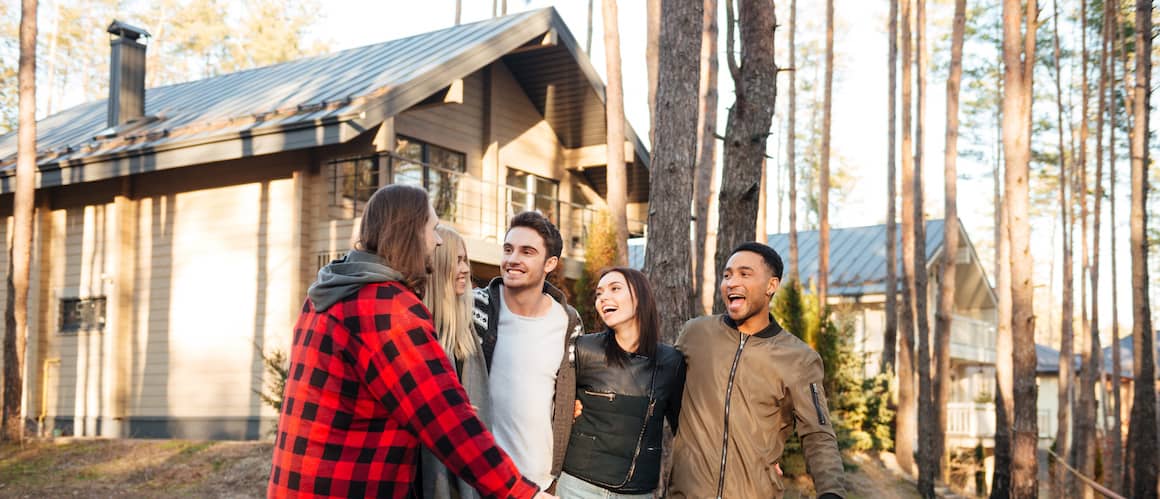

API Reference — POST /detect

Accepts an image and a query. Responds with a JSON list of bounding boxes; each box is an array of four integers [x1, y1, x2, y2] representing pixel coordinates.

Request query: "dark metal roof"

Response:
[[0, 7, 650, 191], [1037, 333, 1160, 380], [766, 220, 947, 296]]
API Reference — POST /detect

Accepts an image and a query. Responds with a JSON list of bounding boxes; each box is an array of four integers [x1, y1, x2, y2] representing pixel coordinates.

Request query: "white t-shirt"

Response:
[[488, 290, 569, 490]]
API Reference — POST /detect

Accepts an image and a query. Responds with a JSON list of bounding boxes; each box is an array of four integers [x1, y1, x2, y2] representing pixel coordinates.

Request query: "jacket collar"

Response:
[[722, 313, 783, 338]]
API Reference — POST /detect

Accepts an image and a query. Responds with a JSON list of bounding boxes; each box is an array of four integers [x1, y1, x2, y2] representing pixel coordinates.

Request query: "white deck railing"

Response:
[[950, 315, 997, 363], [947, 402, 996, 438]]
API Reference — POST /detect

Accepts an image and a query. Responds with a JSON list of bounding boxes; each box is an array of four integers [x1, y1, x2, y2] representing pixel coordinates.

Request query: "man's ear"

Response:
[[767, 276, 781, 297], [544, 255, 560, 274]]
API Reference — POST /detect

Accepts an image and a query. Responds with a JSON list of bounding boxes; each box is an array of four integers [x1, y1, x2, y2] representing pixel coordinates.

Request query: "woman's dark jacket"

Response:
[[562, 331, 686, 494]]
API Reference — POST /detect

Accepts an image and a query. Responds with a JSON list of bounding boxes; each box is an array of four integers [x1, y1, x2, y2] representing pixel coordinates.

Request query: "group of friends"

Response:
[[267, 184, 847, 498]]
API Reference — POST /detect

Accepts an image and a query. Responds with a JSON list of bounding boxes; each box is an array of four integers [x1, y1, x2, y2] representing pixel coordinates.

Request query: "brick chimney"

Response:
[[106, 20, 150, 128]]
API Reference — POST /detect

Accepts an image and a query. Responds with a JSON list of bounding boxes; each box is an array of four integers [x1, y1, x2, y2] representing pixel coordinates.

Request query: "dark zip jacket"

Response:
[[562, 331, 686, 494], [669, 315, 846, 499]]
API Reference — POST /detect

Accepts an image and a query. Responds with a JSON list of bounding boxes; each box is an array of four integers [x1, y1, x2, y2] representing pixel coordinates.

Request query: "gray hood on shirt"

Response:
[[307, 249, 405, 311]]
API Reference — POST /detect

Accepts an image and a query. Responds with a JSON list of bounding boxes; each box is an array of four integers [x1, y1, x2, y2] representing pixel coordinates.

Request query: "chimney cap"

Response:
[[107, 20, 150, 40]]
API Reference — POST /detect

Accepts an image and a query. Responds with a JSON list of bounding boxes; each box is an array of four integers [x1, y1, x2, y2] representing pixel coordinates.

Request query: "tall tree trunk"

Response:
[[712, 0, 778, 313], [455, 0, 462, 25], [1107, 3, 1123, 493], [646, 0, 660, 143], [586, 0, 594, 54], [883, 0, 899, 376], [915, 0, 935, 494], [1076, 2, 1110, 494], [787, 0, 799, 282], [694, 0, 718, 316], [991, 194, 1014, 499], [643, 0, 701, 345], [990, 53, 1010, 497], [1051, 2, 1074, 495], [602, 0, 630, 265], [818, 0, 833, 309], [933, 0, 965, 488], [2, 0, 36, 442], [897, 0, 918, 477], [1071, 4, 1091, 493], [1125, 2, 1158, 496], [757, 161, 768, 240], [1002, 0, 1039, 496]]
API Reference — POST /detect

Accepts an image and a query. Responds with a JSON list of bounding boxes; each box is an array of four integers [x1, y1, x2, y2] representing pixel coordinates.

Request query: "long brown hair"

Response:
[[599, 267, 660, 367], [356, 184, 432, 293]]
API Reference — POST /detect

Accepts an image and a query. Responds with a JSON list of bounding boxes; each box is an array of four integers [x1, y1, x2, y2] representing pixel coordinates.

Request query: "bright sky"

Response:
[[311, 0, 1146, 333]]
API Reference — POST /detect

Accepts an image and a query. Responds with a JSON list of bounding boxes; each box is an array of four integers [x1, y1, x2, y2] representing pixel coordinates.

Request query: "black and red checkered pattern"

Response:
[[268, 281, 540, 499]]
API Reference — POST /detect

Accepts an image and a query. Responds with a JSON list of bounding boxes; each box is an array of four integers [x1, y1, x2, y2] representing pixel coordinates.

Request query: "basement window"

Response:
[[59, 297, 106, 334]]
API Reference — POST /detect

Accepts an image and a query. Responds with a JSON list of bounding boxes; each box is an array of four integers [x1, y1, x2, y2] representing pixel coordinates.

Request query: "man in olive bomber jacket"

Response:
[[670, 242, 846, 499]]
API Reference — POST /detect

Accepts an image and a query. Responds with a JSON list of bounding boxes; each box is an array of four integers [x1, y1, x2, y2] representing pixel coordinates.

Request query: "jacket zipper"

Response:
[[810, 383, 827, 425], [584, 390, 615, 401], [622, 397, 657, 484], [717, 333, 748, 499]]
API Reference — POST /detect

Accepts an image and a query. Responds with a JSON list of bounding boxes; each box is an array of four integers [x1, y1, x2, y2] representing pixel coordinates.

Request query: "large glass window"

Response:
[[506, 168, 559, 223], [393, 136, 466, 220], [329, 156, 379, 218]]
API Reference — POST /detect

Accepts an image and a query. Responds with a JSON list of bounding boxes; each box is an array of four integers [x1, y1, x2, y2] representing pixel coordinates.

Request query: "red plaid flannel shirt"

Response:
[[268, 281, 540, 499]]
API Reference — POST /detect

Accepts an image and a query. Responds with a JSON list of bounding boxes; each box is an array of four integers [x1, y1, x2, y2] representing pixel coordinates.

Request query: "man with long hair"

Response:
[[269, 185, 550, 499], [473, 211, 584, 492]]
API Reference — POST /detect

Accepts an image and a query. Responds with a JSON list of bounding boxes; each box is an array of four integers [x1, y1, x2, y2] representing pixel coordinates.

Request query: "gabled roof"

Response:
[[766, 219, 984, 297], [0, 8, 649, 193]]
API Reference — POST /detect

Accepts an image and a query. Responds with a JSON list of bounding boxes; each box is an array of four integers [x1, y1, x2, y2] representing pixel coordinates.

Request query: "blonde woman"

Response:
[[419, 225, 492, 499]]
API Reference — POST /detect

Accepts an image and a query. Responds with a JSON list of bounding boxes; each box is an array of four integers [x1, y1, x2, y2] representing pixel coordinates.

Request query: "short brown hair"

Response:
[[356, 184, 431, 293], [508, 211, 563, 259]]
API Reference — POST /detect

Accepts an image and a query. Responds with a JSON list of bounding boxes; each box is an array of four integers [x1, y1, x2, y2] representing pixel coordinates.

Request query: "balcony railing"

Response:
[[950, 315, 997, 363], [330, 153, 645, 262], [947, 402, 996, 438]]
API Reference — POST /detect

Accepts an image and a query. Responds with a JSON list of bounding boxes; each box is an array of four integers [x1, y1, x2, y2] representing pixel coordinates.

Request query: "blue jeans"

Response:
[[555, 472, 654, 499]]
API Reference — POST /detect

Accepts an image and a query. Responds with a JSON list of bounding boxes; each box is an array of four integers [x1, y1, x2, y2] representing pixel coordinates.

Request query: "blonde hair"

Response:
[[424, 225, 477, 360]]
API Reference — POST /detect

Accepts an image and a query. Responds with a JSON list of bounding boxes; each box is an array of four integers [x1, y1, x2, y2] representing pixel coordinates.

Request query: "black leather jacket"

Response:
[[562, 331, 686, 494]]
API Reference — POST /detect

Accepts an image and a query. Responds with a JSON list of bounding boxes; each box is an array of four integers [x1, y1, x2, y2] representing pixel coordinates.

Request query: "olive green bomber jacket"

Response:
[[669, 314, 846, 499]]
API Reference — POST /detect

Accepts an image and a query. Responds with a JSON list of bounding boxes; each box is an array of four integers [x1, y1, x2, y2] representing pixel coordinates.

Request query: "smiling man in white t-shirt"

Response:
[[472, 211, 583, 491]]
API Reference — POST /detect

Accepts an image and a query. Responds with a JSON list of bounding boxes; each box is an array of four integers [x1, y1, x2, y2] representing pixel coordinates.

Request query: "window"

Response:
[[393, 136, 466, 220], [506, 168, 559, 223], [59, 297, 107, 334], [329, 156, 380, 218]]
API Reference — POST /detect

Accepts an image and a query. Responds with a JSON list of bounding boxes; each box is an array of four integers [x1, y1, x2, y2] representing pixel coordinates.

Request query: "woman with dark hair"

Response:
[[269, 184, 550, 499], [556, 267, 686, 498]]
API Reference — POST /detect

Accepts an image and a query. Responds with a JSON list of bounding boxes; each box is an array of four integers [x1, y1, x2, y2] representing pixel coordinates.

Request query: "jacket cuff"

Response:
[[510, 476, 540, 499]]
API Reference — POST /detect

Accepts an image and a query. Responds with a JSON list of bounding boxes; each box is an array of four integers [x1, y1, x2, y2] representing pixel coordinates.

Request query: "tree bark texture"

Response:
[[1125, 1, 1157, 497], [914, 0, 935, 494], [787, 0, 799, 283], [2, 0, 36, 442], [643, 0, 702, 345], [896, 0, 917, 477], [991, 194, 1014, 499], [1001, 0, 1038, 496], [602, 0, 630, 265], [712, 0, 777, 313], [883, 0, 899, 376], [1050, 3, 1073, 496], [1107, 3, 1122, 493], [933, 0, 965, 488], [818, 0, 833, 310], [694, 0, 718, 316]]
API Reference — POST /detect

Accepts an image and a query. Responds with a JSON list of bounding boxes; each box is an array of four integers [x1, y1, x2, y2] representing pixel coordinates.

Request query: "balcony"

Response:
[[946, 401, 996, 448], [950, 315, 997, 364], [323, 152, 645, 266]]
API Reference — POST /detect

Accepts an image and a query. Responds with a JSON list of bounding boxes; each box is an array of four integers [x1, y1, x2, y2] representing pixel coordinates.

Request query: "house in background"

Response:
[[1036, 332, 1160, 448], [765, 220, 999, 452], [0, 8, 649, 439]]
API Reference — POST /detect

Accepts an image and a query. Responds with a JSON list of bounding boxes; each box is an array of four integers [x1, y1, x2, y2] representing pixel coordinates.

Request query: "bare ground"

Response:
[[0, 439, 928, 498], [0, 438, 272, 498]]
